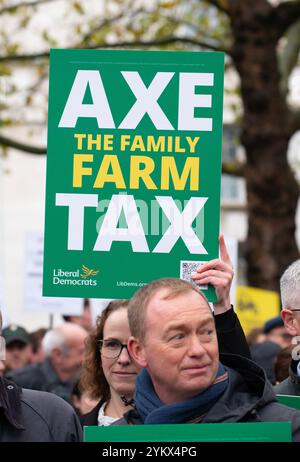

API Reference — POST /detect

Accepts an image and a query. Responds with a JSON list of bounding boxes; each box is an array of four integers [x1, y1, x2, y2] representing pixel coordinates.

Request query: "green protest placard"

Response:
[[276, 394, 300, 410], [83, 422, 291, 442], [43, 49, 224, 300]]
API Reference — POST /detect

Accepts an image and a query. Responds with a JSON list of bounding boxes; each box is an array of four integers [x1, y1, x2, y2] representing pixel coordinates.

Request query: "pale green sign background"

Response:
[[43, 49, 224, 300]]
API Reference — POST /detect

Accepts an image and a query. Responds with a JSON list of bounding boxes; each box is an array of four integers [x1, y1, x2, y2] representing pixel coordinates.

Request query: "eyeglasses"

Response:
[[98, 339, 130, 359]]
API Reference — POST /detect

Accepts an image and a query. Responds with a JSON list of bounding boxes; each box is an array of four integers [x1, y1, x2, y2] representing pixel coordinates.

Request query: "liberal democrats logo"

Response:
[[80, 265, 99, 279], [53, 266, 99, 286]]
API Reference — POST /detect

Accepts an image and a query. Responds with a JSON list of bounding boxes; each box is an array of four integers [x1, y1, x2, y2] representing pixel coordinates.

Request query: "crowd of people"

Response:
[[1, 237, 300, 441]]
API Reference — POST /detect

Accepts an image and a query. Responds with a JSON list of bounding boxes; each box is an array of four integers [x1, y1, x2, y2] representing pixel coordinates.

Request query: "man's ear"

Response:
[[128, 336, 147, 368], [281, 309, 298, 336]]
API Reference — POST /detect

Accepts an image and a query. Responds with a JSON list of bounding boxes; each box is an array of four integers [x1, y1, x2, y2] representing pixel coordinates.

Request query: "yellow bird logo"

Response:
[[80, 265, 99, 279]]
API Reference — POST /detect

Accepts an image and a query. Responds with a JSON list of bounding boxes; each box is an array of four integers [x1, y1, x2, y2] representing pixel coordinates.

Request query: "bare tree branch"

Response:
[[80, 10, 139, 45], [0, 35, 231, 63], [0, 132, 244, 175], [0, 50, 47, 63], [155, 12, 231, 50], [0, 133, 46, 154], [274, 1, 300, 39], [222, 161, 244, 177], [0, 0, 61, 15], [160, 16, 202, 34], [87, 36, 230, 53]]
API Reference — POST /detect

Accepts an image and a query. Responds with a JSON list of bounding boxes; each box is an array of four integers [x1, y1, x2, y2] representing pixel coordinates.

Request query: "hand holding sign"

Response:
[[191, 234, 234, 314]]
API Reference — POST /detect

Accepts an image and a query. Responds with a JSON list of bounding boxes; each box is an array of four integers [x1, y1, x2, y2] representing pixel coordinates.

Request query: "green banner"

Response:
[[277, 394, 300, 410], [43, 49, 224, 300], [83, 422, 291, 442]]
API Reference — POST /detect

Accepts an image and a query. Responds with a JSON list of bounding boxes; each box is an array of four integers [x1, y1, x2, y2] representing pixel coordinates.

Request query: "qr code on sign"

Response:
[[180, 261, 208, 290]]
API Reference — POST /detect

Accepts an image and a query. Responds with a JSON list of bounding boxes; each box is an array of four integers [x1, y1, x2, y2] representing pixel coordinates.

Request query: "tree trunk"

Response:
[[229, 0, 300, 292]]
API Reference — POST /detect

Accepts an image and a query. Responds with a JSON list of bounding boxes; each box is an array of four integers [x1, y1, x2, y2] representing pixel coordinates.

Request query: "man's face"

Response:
[[267, 326, 292, 349], [131, 289, 219, 404], [58, 336, 86, 381], [5, 341, 32, 371]]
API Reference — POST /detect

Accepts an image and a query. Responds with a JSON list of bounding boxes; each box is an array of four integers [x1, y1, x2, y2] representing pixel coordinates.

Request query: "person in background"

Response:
[[250, 317, 292, 384], [274, 345, 294, 385], [275, 260, 300, 395], [7, 323, 87, 403], [80, 236, 251, 426], [2, 324, 32, 373], [29, 328, 47, 364], [112, 278, 300, 442], [62, 298, 93, 332], [0, 311, 82, 442], [246, 328, 266, 347], [71, 378, 98, 417], [250, 341, 281, 385], [263, 316, 292, 349]]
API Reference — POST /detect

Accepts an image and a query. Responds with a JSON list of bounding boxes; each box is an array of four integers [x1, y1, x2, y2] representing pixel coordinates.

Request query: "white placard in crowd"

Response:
[[0, 275, 9, 327], [0, 254, 9, 326], [24, 231, 83, 314]]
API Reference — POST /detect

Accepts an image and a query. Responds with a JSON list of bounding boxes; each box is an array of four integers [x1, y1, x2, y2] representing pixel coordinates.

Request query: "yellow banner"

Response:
[[235, 286, 280, 336]]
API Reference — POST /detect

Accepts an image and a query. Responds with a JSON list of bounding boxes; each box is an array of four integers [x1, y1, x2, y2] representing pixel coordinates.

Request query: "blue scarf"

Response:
[[134, 363, 228, 424]]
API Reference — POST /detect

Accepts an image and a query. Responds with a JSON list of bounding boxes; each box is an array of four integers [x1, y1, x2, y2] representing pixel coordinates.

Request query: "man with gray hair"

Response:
[[7, 323, 87, 403], [0, 311, 82, 441], [275, 259, 300, 395]]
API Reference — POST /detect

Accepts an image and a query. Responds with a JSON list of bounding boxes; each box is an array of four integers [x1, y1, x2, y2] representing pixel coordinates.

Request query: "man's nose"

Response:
[[187, 335, 207, 357]]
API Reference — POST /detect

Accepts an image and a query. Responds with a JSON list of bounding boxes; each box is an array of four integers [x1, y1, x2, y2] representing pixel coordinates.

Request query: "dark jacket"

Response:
[[80, 399, 104, 427], [250, 341, 281, 385], [0, 377, 82, 442], [214, 307, 251, 360], [81, 308, 251, 427], [113, 353, 300, 442], [6, 357, 74, 403], [274, 360, 300, 396]]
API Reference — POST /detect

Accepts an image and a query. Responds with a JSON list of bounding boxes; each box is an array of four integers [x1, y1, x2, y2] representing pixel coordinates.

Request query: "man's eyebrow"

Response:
[[164, 316, 214, 334]]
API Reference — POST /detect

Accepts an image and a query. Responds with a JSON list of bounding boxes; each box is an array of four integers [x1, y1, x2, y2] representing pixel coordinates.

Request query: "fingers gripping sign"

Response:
[[191, 234, 234, 314]]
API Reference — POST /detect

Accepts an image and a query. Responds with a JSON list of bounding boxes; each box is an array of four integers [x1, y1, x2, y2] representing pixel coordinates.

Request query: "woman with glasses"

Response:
[[80, 300, 140, 426]]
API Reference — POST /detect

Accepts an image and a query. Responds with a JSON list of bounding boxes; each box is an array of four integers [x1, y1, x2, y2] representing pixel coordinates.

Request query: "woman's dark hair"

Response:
[[71, 378, 82, 399], [80, 299, 129, 401]]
